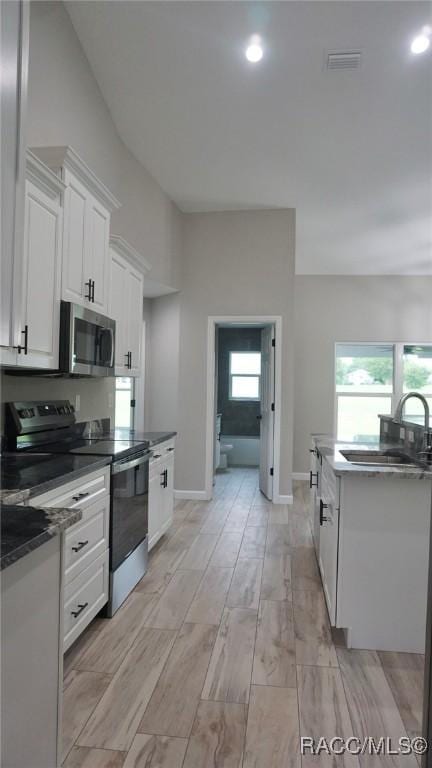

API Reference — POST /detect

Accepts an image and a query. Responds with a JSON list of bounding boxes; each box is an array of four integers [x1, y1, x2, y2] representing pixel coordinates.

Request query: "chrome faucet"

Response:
[[394, 392, 431, 453]]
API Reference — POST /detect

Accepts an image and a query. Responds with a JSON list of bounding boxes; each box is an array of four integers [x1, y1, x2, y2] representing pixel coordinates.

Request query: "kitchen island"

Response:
[[310, 435, 432, 653]]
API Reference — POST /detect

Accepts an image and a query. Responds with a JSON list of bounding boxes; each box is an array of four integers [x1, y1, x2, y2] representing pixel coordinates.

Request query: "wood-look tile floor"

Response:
[[63, 469, 425, 768]]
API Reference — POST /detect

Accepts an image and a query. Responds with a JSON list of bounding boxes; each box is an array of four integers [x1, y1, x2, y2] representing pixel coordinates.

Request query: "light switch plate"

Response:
[[75, 394, 80, 413], [108, 392, 114, 409], [408, 430, 415, 443], [383, 422, 389, 433], [399, 427, 405, 439]]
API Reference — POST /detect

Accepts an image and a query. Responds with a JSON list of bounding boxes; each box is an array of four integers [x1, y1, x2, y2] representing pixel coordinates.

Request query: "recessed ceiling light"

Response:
[[411, 27, 431, 54], [245, 36, 263, 63]]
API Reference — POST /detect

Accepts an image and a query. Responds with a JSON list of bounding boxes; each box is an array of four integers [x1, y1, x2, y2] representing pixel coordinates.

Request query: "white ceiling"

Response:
[[66, 1, 432, 275]]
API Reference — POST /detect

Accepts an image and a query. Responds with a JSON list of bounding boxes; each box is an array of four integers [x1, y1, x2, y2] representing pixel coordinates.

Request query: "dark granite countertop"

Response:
[[1, 503, 82, 571], [1, 453, 111, 505], [106, 429, 177, 447]]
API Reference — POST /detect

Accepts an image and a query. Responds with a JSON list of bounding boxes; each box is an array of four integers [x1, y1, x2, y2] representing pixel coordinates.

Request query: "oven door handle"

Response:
[[112, 452, 152, 474]]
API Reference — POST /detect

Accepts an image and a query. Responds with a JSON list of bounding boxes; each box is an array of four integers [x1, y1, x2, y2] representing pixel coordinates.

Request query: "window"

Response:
[[336, 344, 393, 443], [335, 343, 432, 441], [402, 345, 432, 425], [115, 377, 134, 429], [229, 352, 261, 401]]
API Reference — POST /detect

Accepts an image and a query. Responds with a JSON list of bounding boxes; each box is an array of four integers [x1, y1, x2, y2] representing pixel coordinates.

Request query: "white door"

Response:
[[109, 250, 128, 374], [127, 266, 144, 376], [18, 179, 62, 369], [86, 196, 110, 314], [259, 326, 275, 500], [62, 174, 87, 306]]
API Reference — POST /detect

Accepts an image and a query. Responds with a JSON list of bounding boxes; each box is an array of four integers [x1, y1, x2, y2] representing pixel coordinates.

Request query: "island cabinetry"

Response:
[[1, 536, 63, 768]]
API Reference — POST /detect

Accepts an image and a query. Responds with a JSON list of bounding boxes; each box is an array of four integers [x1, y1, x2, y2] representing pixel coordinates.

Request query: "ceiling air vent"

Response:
[[326, 50, 362, 71]]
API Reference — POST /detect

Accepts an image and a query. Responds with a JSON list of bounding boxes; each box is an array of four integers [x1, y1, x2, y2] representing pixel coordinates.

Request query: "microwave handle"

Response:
[[107, 327, 115, 368]]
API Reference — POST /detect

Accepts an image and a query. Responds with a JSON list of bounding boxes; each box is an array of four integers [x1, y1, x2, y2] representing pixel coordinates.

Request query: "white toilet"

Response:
[[219, 441, 233, 469]]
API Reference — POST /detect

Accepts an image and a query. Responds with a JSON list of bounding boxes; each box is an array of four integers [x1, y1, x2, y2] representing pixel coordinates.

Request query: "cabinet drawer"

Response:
[[64, 550, 109, 652], [321, 458, 339, 507], [31, 467, 110, 511], [64, 495, 109, 583]]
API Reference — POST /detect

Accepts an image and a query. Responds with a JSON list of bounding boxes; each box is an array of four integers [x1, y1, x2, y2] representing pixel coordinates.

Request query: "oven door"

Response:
[[110, 452, 150, 572], [60, 302, 115, 376]]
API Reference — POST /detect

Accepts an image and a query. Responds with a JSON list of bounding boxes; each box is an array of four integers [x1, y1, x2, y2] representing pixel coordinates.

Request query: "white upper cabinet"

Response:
[[13, 152, 65, 369], [109, 236, 151, 377], [31, 147, 121, 316]]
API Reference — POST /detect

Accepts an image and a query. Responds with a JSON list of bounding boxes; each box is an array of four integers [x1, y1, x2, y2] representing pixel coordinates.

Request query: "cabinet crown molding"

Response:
[[110, 234, 152, 274], [26, 150, 66, 199], [30, 146, 121, 212]]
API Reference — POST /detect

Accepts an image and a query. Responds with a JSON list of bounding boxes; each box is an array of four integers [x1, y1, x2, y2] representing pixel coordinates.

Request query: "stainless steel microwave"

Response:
[[59, 302, 115, 377]]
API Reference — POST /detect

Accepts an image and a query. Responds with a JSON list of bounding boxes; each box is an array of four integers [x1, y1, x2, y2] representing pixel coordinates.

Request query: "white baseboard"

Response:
[[273, 494, 294, 505], [292, 472, 309, 481], [174, 489, 209, 501]]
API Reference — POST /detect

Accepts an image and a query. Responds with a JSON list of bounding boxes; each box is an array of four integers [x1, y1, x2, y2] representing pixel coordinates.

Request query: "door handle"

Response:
[[309, 470, 319, 488], [71, 602, 88, 619], [320, 499, 328, 525], [72, 540, 89, 553], [17, 325, 29, 355]]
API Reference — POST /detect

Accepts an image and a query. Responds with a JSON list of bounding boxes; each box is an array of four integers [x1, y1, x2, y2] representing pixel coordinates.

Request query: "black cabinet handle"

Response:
[[125, 352, 130, 368], [166, 447, 175, 452], [153, 453, 161, 459], [72, 540, 89, 553], [71, 602, 88, 618], [160, 469, 168, 488], [319, 499, 328, 525], [256, 414, 262, 420], [17, 325, 28, 355], [91, 279, 95, 303], [72, 492, 90, 502], [85, 278, 92, 301], [309, 470, 319, 489]]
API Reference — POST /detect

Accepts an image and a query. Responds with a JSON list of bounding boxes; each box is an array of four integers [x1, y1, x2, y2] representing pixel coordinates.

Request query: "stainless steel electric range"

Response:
[[5, 400, 151, 615]]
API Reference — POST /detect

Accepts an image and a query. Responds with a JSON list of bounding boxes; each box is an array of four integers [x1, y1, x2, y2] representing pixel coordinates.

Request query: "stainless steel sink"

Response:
[[340, 450, 420, 468]]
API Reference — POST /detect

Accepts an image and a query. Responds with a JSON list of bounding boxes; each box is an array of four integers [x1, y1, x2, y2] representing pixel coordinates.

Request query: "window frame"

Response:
[[228, 351, 261, 402], [334, 342, 432, 441], [114, 376, 135, 430]]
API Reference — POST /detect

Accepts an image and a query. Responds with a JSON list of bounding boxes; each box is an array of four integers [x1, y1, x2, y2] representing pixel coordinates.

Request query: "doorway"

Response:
[[205, 316, 283, 503]]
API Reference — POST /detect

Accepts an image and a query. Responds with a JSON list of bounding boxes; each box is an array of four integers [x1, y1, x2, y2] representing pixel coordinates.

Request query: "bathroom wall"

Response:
[[217, 327, 261, 437]]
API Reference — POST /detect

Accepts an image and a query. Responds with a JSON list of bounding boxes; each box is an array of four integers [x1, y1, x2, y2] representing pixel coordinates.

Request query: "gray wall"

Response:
[[293, 276, 432, 474], [28, 1, 182, 290], [145, 293, 180, 434], [176, 209, 295, 496], [217, 327, 261, 437]]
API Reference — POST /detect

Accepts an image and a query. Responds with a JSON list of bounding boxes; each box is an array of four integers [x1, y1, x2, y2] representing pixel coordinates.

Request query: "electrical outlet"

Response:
[[408, 430, 415, 443], [399, 427, 405, 439], [75, 394, 80, 413], [108, 392, 114, 409]]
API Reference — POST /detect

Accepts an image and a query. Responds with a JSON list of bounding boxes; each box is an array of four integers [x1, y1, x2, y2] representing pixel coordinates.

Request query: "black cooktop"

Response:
[[69, 439, 150, 458]]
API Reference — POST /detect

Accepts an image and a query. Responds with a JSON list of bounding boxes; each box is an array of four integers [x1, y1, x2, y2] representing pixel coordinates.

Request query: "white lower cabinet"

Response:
[[30, 466, 110, 651], [316, 450, 432, 653], [148, 439, 175, 551]]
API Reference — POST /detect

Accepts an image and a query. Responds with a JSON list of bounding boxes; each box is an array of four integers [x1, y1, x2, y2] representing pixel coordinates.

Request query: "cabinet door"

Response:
[[318, 496, 339, 625], [86, 195, 110, 314], [62, 172, 87, 305], [148, 467, 163, 551], [161, 453, 174, 532], [126, 265, 143, 377], [109, 250, 128, 374], [18, 178, 62, 368]]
